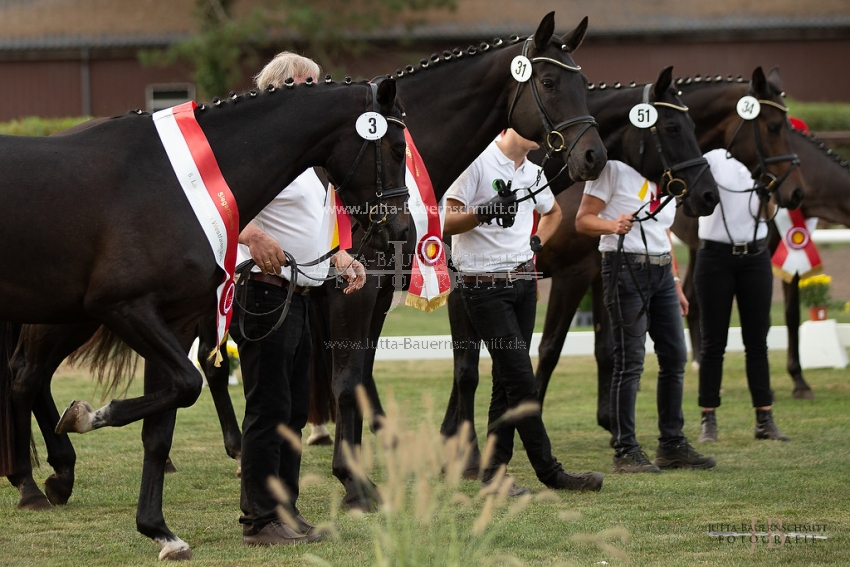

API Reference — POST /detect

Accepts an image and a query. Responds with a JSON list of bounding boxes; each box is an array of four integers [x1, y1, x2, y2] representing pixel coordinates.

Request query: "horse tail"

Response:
[[0, 322, 22, 476], [308, 289, 336, 425], [65, 325, 139, 401]]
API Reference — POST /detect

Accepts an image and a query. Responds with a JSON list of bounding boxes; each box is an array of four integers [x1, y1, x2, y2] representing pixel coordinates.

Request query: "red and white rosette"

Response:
[[403, 130, 451, 312], [772, 207, 822, 283]]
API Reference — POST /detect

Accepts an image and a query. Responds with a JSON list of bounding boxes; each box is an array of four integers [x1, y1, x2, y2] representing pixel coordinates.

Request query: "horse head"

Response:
[[505, 12, 607, 183], [323, 78, 409, 251], [615, 66, 719, 217]]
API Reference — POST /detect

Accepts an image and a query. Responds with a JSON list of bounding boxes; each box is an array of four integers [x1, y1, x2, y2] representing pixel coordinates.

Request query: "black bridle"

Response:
[[329, 82, 409, 244], [507, 36, 598, 168], [725, 86, 800, 198], [632, 83, 711, 219]]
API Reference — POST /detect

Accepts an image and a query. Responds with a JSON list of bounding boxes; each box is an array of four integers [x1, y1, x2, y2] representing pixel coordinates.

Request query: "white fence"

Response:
[[373, 324, 850, 362]]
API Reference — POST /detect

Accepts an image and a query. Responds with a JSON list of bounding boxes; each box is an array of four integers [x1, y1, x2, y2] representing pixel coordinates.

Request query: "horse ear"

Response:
[[376, 78, 397, 113], [561, 16, 588, 53], [751, 66, 768, 97], [533, 11, 556, 50], [766, 66, 783, 91], [654, 66, 674, 100]]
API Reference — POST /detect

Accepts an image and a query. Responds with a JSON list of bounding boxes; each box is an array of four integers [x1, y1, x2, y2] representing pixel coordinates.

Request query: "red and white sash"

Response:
[[403, 130, 452, 312], [772, 207, 822, 283], [153, 102, 239, 362]]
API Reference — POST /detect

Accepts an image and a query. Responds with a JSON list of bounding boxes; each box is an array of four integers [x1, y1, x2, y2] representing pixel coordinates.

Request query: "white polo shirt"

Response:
[[699, 149, 768, 243], [446, 140, 555, 273], [584, 160, 675, 254], [237, 169, 332, 287]]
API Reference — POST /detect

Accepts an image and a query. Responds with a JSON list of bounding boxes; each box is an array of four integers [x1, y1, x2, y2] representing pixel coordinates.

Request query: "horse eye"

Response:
[[541, 78, 555, 90], [664, 123, 679, 134], [767, 122, 782, 135]]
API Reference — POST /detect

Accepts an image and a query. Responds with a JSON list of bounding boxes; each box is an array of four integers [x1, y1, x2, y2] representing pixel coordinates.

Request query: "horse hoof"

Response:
[[306, 432, 333, 446], [164, 458, 178, 474], [793, 388, 815, 401], [45, 473, 74, 505], [55, 400, 95, 434], [18, 492, 53, 511], [157, 538, 193, 561]]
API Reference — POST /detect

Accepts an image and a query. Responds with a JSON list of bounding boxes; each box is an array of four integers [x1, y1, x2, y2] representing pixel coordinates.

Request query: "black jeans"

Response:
[[229, 280, 312, 534], [460, 277, 564, 484], [694, 246, 773, 408], [601, 255, 687, 456]]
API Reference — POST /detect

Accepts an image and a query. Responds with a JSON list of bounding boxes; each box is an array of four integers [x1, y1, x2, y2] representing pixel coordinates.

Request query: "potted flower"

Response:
[[799, 274, 832, 321]]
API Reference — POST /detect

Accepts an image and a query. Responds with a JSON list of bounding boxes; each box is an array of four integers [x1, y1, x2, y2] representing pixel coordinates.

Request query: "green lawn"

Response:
[[1, 345, 847, 566]]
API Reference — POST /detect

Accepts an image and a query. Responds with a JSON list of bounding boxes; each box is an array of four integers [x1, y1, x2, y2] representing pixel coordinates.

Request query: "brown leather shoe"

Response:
[[243, 521, 323, 546]]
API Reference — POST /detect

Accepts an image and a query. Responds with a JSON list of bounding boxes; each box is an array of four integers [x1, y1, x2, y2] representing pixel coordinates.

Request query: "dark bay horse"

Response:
[[311, 12, 608, 510], [673, 126, 850, 400], [440, 67, 721, 472], [530, 67, 808, 435], [6, 11, 608, 518], [0, 78, 408, 559]]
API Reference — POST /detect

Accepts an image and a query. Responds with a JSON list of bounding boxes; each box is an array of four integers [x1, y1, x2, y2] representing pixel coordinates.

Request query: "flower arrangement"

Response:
[[226, 339, 240, 376], [798, 274, 832, 308]]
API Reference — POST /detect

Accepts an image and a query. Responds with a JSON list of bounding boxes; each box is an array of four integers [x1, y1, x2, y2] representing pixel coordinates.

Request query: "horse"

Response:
[[529, 67, 809, 437], [673, 126, 850, 400], [0, 77, 409, 560], [439, 67, 721, 472], [5, 11, 608, 518]]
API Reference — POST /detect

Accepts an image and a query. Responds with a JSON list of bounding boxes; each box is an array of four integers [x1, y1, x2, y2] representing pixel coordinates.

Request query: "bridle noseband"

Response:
[[330, 82, 408, 240], [507, 37, 598, 158]]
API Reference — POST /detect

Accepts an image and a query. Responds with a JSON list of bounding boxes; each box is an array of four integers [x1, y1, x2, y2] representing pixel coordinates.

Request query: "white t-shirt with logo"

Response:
[[699, 149, 768, 243], [446, 140, 554, 273], [584, 160, 675, 254], [237, 169, 332, 287]]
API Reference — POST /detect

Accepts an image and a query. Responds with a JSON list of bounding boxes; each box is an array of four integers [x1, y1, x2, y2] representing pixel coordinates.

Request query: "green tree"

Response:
[[141, 0, 457, 100]]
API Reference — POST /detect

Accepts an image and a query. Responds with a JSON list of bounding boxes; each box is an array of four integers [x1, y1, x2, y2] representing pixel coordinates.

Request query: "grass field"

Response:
[[1, 339, 848, 566]]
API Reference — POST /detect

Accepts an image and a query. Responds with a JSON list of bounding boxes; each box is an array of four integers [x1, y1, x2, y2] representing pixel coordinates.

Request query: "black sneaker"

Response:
[[655, 441, 716, 470], [613, 448, 661, 473], [545, 470, 604, 492]]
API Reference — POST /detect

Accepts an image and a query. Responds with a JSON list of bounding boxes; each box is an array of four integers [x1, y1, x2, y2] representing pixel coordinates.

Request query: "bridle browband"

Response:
[[507, 36, 598, 158], [725, 85, 800, 197]]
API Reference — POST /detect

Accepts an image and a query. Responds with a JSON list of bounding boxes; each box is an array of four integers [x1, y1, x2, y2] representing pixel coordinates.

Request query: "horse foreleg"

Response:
[[327, 283, 381, 511], [591, 274, 613, 434], [198, 319, 242, 473], [535, 272, 591, 407], [783, 277, 814, 400], [440, 288, 482, 479], [33, 383, 76, 506], [683, 247, 702, 369]]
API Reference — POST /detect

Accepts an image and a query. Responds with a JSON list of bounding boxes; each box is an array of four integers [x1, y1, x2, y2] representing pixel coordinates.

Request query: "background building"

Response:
[[1, 0, 848, 121]]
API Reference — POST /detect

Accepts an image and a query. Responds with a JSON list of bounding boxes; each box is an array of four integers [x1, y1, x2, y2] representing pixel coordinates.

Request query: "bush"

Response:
[[785, 99, 850, 132], [0, 116, 91, 136]]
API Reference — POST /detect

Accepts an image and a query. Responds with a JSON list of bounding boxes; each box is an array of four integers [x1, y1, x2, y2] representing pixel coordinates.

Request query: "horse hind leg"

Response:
[[784, 278, 814, 400]]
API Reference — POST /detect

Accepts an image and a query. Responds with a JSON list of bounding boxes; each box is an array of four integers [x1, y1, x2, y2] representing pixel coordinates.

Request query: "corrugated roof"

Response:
[[1, 0, 848, 51]]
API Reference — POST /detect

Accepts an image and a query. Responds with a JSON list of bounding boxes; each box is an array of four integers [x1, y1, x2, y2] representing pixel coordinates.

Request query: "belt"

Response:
[[461, 260, 536, 285], [699, 238, 767, 256], [600, 251, 672, 266], [247, 272, 310, 295]]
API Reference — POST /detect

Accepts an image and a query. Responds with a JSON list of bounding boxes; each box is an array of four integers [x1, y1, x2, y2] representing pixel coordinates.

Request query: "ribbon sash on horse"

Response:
[[153, 101, 240, 361]]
